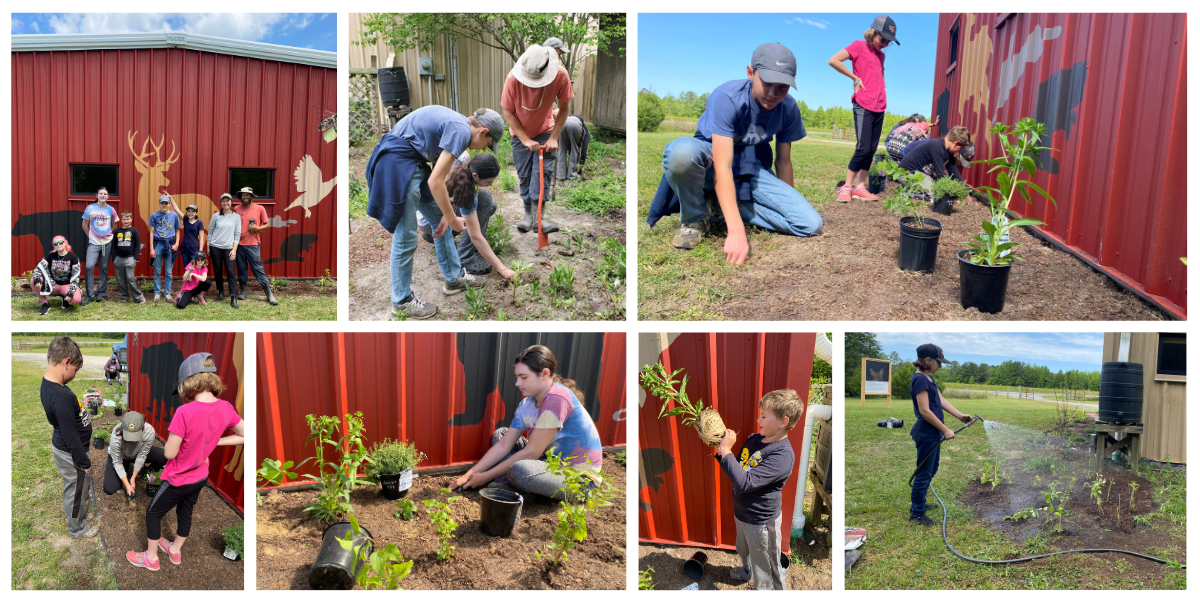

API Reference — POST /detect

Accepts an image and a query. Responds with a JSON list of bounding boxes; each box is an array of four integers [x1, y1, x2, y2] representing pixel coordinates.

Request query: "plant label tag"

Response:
[[992, 213, 1011, 258], [223, 547, 238, 561], [682, 583, 699, 591], [397, 469, 413, 491]]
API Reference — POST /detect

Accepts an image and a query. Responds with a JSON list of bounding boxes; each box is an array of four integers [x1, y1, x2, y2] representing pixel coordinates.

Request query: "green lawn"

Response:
[[944, 382, 1099, 400], [846, 398, 1186, 589], [11, 357, 118, 590], [12, 287, 335, 321], [637, 131, 851, 320]]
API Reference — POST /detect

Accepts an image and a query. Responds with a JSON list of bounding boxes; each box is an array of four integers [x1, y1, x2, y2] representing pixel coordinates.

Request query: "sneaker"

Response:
[[198, 295, 207, 305], [61, 297, 70, 309], [136, 297, 147, 304], [909, 514, 936, 527], [154, 294, 161, 302], [94, 295, 105, 302], [837, 185, 853, 202], [672, 218, 709, 250], [393, 293, 438, 320], [126, 551, 160, 571], [71, 524, 100, 539], [158, 538, 182, 565], [730, 567, 751, 581], [852, 187, 880, 201], [80, 296, 90, 306], [442, 271, 484, 296], [40, 303, 50, 316], [462, 254, 492, 275]]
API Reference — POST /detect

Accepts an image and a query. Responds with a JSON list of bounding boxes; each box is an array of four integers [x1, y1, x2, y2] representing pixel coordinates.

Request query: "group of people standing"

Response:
[[367, 36, 588, 319], [31, 187, 279, 315]]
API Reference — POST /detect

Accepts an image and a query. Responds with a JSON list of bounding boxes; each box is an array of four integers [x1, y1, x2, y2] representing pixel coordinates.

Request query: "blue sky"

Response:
[[870, 332, 1106, 373], [640, 13, 940, 117], [12, 13, 336, 51]]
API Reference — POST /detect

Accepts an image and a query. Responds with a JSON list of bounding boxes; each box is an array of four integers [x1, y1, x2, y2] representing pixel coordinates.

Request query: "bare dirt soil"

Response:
[[257, 454, 626, 590], [348, 147, 625, 321], [85, 410, 244, 590], [715, 191, 1166, 321]]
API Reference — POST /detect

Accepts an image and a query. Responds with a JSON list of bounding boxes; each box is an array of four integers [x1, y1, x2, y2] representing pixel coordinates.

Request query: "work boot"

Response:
[[230, 294, 238, 309], [394, 292, 437, 320], [265, 287, 279, 306], [462, 254, 492, 275], [516, 199, 537, 233], [237, 282, 246, 300], [672, 218, 709, 250], [420, 222, 435, 244], [216, 290, 225, 301], [909, 514, 936, 527]]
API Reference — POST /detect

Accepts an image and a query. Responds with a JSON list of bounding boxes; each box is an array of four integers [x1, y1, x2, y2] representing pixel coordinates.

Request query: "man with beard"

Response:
[[232, 187, 278, 306]]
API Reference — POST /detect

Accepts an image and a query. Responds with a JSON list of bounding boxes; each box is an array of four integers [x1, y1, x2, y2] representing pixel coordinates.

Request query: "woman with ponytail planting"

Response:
[[31, 235, 83, 315], [443, 152, 517, 281], [452, 344, 604, 500]]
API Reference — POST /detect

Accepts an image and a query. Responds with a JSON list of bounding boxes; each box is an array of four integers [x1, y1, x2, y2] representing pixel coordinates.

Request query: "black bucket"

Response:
[[931, 195, 954, 215], [479, 488, 524, 537], [957, 250, 1011, 314], [1098, 362, 1144, 424], [114, 408, 124, 417], [378, 469, 412, 500], [145, 482, 160, 498], [89, 407, 99, 416], [93, 438, 105, 449], [309, 522, 373, 590], [898, 216, 942, 274], [378, 67, 410, 108], [683, 550, 708, 580]]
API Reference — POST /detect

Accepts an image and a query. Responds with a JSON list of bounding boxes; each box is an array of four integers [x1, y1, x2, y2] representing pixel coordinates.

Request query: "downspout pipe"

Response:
[[793, 334, 834, 534]]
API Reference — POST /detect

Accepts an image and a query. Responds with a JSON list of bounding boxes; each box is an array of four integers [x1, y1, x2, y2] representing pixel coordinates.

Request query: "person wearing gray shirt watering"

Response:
[[103, 412, 168, 498], [207, 193, 242, 308]]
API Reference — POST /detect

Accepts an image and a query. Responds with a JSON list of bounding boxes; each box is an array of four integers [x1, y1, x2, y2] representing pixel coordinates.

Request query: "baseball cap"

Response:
[[916, 343, 947, 364], [219, 193, 233, 200], [186, 204, 198, 211], [543, 37, 569, 54], [751, 43, 797, 89], [120, 411, 146, 442], [957, 142, 976, 168], [173, 352, 218, 395], [872, 15, 900, 45], [472, 108, 506, 153], [158, 195, 170, 204]]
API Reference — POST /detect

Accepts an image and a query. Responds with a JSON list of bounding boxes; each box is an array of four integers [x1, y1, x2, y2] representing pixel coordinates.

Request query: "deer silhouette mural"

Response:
[[127, 131, 220, 227]]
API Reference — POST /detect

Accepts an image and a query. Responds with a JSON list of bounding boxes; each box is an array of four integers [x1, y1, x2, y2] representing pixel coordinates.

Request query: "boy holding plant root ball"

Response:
[[716, 390, 801, 590]]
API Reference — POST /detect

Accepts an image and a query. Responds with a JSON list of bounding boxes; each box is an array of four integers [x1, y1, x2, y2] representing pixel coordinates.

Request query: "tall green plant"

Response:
[[422, 488, 459, 560], [639, 362, 705, 427], [536, 451, 619, 566], [965, 118, 1058, 266], [879, 162, 933, 228], [301, 412, 372, 523]]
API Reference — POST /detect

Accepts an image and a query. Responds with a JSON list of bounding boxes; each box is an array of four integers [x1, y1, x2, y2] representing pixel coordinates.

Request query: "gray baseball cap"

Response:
[[543, 37, 569, 54], [871, 15, 900, 45], [159, 194, 170, 204], [472, 108, 506, 153], [186, 204, 198, 211], [120, 411, 146, 442], [751, 43, 797, 89], [173, 352, 218, 395]]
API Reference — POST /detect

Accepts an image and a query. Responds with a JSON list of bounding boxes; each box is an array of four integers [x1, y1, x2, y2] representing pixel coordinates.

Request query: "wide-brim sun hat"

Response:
[[511, 45, 560, 89], [237, 187, 256, 198]]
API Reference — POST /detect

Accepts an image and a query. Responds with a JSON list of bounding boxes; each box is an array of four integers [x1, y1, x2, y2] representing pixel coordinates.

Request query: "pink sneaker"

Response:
[[158, 538, 182, 565], [127, 551, 160, 571], [198, 295, 207, 305], [852, 187, 880, 201], [837, 186, 852, 202]]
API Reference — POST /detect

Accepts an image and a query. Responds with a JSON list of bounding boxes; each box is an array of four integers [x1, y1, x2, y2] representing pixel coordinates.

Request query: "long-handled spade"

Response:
[[536, 145, 552, 251]]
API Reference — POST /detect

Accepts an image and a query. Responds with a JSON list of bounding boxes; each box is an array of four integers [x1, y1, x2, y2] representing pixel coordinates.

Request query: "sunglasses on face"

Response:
[[53, 241, 65, 246]]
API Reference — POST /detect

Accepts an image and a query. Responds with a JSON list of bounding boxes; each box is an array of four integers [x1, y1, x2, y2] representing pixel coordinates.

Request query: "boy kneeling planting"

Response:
[[715, 389, 801, 590]]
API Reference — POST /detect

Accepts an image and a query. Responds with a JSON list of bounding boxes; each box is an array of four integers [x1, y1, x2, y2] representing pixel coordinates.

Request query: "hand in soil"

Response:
[[725, 233, 749, 265]]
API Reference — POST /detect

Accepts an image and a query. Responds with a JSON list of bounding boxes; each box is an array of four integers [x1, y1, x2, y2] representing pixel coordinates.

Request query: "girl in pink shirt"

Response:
[[829, 15, 900, 202], [127, 353, 243, 571]]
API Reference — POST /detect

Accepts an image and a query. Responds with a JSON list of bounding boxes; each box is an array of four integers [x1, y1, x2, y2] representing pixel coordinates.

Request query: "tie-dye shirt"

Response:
[[512, 382, 603, 481]]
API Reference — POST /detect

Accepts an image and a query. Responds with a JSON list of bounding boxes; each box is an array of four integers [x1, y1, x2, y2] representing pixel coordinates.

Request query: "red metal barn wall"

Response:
[[932, 13, 1186, 318], [257, 332, 627, 485], [639, 333, 814, 551], [127, 332, 245, 511], [11, 48, 337, 278]]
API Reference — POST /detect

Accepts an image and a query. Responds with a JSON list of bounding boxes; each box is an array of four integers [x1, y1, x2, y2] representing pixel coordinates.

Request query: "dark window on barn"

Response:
[[1156, 333, 1186, 376], [229, 169, 275, 200], [71, 164, 119, 196], [948, 23, 960, 69]]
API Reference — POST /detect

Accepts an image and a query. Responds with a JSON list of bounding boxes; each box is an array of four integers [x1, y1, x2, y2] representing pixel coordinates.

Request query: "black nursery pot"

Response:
[[309, 522, 374, 590], [957, 250, 1012, 314], [683, 550, 708, 581], [479, 488, 524, 537], [114, 408, 124, 417], [89, 407, 99, 416], [868, 172, 886, 194], [93, 438, 105, 449], [931, 194, 955, 215], [898, 216, 942, 274], [145, 482, 161, 498], [377, 469, 412, 500]]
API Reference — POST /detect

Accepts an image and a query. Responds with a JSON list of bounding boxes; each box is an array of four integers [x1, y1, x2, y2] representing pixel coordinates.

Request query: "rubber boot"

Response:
[[516, 199, 537, 233], [265, 287, 279, 306], [216, 290, 225, 301], [230, 294, 238, 309], [237, 282, 246, 300], [539, 203, 560, 234]]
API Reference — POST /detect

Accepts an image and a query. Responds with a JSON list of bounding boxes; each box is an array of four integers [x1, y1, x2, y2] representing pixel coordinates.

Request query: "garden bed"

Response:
[[84, 410, 244, 590], [256, 453, 626, 589]]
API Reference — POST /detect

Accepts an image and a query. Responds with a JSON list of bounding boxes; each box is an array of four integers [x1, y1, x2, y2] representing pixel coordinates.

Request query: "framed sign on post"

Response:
[[861, 357, 892, 407]]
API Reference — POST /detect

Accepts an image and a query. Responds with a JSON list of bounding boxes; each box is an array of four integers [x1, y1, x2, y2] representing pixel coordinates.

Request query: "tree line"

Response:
[[638, 88, 913, 133]]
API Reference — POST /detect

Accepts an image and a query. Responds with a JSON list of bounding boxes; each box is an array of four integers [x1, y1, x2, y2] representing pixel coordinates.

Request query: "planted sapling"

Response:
[[1128, 481, 1139, 510], [301, 412, 371, 523], [1003, 507, 1041, 522], [338, 513, 413, 590], [549, 262, 576, 297], [422, 487, 458, 560], [536, 451, 620, 566], [639, 567, 656, 591], [221, 524, 244, 560], [464, 286, 488, 320], [394, 498, 417, 521], [931, 176, 972, 202], [640, 362, 726, 446], [508, 260, 533, 305], [1089, 476, 1106, 516], [979, 459, 1004, 490], [881, 168, 935, 229]]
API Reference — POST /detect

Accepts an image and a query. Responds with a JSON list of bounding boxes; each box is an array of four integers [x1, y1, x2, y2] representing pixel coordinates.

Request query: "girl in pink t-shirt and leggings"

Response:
[[829, 15, 900, 202], [127, 353, 244, 571]]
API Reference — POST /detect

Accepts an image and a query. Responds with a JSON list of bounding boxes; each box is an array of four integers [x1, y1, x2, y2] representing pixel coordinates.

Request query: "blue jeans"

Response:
[[662, 136, 823, 236], [152, 239, 175, 295], [236, 245, 271, 288], [910, 437, 942, 518], [84, 242, 113, 298], [458, 189, 496, 262], [390, 169, 463, 304]]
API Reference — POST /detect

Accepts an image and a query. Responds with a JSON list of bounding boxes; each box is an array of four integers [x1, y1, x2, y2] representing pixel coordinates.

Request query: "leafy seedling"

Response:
[[422, 487, 458, 560], [1004, 507, 1041, 522], [394, 498, 417, 521], [338, 513, 413, 590], [256, 458, 298, 505], [1089, 475, 1105, 516], [1128, 481, 1139, 510]]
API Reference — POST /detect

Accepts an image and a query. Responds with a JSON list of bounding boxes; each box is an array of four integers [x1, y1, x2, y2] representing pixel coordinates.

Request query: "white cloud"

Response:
[[45, 13, 292, 42], [31, 22, 40, 33], [873, 332, 1104, 365], [12, 17, 23, 33], [803, 19, 829, 29]]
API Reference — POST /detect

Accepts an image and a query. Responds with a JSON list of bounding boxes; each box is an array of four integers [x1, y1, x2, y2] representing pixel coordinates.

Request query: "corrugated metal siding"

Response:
[[933, 13, 1186, 318], [1101, 333, 1186, 463], [11, 47, 337, 278], [639, 332, 815, 550], [257, 332, 626, 485], [126, 332, 245, 511]]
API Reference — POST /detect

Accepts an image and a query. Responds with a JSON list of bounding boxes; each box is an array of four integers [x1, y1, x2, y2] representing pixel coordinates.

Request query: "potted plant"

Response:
[[93, 429, 110, 450], [959, 118, 1057, 313], [113, 398, 125, 417], [881, 168, 942, 274], [85, 390, 103, 416], [930, 176, 972, 216], [868, 152, 891, 194], [221, 524, 244, 561], [640, 362, 726, 446], [366, 439, 426, 500], [145, 468, 164, 498]]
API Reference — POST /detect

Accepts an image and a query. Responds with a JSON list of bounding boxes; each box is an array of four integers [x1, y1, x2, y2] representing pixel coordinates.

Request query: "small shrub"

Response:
[[422, 488, 458, 560], [317, 269, 336, 288], [95, 430, 111, 443], [638, 567, 655, 590], [638, 90, 666, 132], [394, 499, 417, 521], [365, 439, 426, 482], [549, 262, 576, 297], [221, 524, 244, 557], [485, 214, 512, 256], [536, 451, 619, 566], [930, 176, 973, 201], [301, 412, 371, 524], [978, 459, 1004, 490]]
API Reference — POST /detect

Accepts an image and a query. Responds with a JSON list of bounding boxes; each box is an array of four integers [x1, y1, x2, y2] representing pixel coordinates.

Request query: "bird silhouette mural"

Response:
[[286, 155, 336, 218]]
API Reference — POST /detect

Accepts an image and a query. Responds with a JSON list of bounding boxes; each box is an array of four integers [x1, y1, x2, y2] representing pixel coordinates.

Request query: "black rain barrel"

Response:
[[1098, 362, 1144, 424], [378, 67, 410, 107]]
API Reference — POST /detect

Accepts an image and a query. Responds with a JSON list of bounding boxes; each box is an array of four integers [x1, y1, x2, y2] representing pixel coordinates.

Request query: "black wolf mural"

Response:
[[640, 447, 675, 511], [139, 341, 186, 425], [1034, 61, 1088, 174], [12, 210, 89, 259]]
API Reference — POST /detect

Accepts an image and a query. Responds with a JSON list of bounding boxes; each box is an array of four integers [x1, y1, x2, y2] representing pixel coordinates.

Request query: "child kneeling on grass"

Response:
[[715, 389, 802, 590], [908, 343, 972, 526], [127, 353, 244, 571]]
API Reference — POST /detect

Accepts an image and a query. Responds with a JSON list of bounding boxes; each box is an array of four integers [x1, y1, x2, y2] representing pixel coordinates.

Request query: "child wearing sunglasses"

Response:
[[175, 252, 212, 309]]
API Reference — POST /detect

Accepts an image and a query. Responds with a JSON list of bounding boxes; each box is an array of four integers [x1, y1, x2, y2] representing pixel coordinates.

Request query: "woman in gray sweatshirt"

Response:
[[103, 411, 167, 496], [207, 193, 242, 308]]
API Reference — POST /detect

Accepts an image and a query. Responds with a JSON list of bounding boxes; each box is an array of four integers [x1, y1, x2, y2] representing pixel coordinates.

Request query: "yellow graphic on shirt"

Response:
[[739, 448, 763, 471]]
